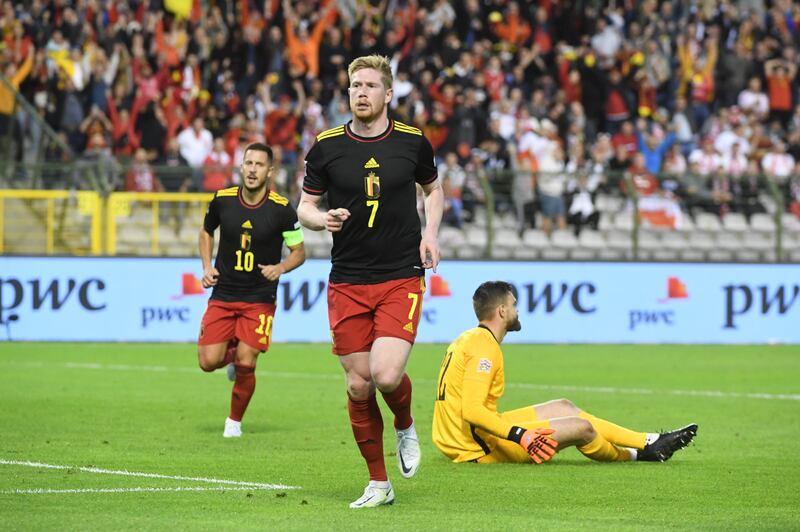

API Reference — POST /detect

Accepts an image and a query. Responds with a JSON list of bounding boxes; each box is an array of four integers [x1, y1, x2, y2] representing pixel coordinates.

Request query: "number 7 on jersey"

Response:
[[366, 200, 379, 228]]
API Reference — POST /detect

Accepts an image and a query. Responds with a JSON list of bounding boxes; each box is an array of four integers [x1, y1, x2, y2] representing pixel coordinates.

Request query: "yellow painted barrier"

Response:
[[105, 192, 213, 256], [0, 190, 102, 255]]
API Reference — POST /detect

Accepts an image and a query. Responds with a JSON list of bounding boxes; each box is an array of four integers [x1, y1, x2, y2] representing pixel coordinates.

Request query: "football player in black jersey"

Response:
[[298, 55, 443, 508], [197, 142, 305, 438]]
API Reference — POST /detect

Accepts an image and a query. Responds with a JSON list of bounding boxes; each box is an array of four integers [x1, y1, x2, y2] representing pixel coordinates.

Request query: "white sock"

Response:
[[628, 448, 638, 461], [369, 480, 391, 489], [645, 433, 659, 445]]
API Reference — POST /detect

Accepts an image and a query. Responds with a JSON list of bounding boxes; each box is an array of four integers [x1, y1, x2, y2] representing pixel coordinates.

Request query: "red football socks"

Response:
[[381, 373, 413, 430], [347, 393, 386, 481], [229, 365, 256, 422]]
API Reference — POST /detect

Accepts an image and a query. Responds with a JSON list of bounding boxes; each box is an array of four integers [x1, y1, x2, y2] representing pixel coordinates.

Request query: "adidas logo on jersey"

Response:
[[364, 157, 380, 169], [403, 322, 414, 333], [241, 220, 253, 229]]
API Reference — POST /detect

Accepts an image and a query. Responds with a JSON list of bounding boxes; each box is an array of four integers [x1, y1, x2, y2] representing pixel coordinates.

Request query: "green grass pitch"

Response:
[[1, 343, 799, 530]]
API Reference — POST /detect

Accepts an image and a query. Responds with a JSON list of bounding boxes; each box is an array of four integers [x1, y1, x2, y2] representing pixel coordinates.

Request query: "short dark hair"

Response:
[[243, 142, 273, 164], [473, 281, 517, 321]]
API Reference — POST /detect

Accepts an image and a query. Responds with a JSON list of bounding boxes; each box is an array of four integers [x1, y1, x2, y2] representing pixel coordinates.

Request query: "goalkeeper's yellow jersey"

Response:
[[432, 325, 516, 462]]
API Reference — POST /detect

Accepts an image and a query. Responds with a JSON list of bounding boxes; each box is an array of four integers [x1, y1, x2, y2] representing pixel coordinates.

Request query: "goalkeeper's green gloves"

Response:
[[508, 426, 558, 464]]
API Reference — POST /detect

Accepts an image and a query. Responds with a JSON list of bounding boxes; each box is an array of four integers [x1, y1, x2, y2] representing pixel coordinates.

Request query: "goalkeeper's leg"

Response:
[[533, 399, 649, 449]]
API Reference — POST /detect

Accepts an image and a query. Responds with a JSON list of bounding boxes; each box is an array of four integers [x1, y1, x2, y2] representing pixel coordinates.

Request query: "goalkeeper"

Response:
[[432, 281, 697, 464]]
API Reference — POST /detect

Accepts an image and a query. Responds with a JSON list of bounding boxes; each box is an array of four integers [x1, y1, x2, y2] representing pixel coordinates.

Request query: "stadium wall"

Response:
[[0, 257, 797, 344]]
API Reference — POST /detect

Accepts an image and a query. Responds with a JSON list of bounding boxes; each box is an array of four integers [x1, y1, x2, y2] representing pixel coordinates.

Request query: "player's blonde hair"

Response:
[[347, 55, 393, 90]]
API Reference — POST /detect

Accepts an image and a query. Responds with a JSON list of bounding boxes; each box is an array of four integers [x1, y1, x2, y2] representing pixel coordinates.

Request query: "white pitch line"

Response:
[[2, 486, 281, 495], [0, 460, 300, 490], [4, 361, 799, 401]]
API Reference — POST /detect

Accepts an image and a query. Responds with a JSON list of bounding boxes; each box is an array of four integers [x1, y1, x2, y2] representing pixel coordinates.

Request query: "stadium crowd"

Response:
[[1, 0, 800, 235]]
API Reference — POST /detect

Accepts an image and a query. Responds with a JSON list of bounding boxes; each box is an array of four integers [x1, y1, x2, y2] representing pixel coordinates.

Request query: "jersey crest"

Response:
[[364, 172, 381, 199]]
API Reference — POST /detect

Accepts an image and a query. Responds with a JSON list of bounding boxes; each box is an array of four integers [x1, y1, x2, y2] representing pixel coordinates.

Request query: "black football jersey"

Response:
[[203, 186, 300, 303], [302, 120, 438, 283]]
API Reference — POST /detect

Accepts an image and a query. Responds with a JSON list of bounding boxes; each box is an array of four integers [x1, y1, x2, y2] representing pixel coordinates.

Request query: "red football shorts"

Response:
[[327, 276, 426, 355], [198, 300, 276, 352]]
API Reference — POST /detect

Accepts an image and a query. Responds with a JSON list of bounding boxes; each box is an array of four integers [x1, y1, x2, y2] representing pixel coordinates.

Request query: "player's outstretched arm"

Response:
[[420, 179, 443, 271]]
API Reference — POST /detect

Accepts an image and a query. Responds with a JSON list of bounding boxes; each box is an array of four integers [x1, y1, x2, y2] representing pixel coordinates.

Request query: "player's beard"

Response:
[[353, 99, 385, 124], [507, 315, 522, 332], [243, 175, 267, 193]]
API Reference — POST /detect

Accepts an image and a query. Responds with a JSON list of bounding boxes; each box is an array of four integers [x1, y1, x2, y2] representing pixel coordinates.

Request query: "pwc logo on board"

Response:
[[629, 277, 689, 331], [172, 273, 206, 299], [428, 274, 452, 297], [658, 276, 689, 303], [141, 273, 205, 329]]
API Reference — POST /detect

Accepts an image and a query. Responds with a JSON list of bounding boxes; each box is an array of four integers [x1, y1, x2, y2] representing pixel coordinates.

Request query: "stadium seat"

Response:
[[513, 247, 539, 260], [540, 248, 569, 260], [742, 232, 774, 252], [489, 247, 513, 259], [439, 226, 467, 247], [715, 232, 743, 251], [676, 215, 696, 233], [695, 212, 722, 232], [457, 246, 482, 259], [466, 227, 488, 249], [550, 229, 579, 249], [782, 214, 800, 233], [577, 230, 607, 250], [679, 249, 705, 261], [734, 249, 760, 262], [638, 230, 662, 252], [569, 248, 596, 260], [605, 230, 633, 251], [521, 229, 550, 249], [707, 249, 735, 261], [721, 213, 749, 232], [494, 228, 522, 249], [471, 208, 487, 228], [687, 232, 715, 255], [660, 231, 689, 250], [613, 212, 635, 231], [598, 212, 615, 231], [496, 212, 518, 230], [596, 248, 627, 261], [749, 213, 776, 233]]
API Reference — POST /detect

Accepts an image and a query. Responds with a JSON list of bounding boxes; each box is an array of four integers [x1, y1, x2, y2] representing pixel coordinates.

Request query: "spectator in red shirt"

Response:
[[612, 121, 638, 158], [125, 148, 163, 192], [202, 138, 233, 192], [765, 58, 797, 129], [623, 153, 659, 197]]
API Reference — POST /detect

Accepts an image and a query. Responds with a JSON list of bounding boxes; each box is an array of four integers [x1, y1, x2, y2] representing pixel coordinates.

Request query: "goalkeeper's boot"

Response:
[[223, 417, 242, 438], [349, 480, 394, 509], [638, 423, 698, 462], [396, 422, 421, 478], [224, 339, 238, 382]]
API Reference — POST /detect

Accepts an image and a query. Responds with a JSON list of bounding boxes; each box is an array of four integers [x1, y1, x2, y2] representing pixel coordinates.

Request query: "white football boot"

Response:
[[349, 480, 394, 509], [223, 417, 242, 438], [396, 423, 421, 478]]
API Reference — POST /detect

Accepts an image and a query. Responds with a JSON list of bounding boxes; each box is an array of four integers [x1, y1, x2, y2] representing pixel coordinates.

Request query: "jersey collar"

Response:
[[477, 324, 500, 344], [345, 119, 394, 142], [238, 186, 268, 209]]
